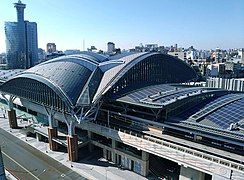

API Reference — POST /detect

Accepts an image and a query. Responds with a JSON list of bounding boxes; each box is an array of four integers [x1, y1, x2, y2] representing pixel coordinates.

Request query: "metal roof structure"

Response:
[[113, 83, 244, 140], [0, 69, 23, 83], [0, 51, 243, 142], [116, 84, 223, 108], [0, 52, 197, 112]]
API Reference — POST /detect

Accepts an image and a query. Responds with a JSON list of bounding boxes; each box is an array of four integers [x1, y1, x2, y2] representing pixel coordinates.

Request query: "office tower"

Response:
[[5, 0, 38, 69], [47, 43, 57, 53]]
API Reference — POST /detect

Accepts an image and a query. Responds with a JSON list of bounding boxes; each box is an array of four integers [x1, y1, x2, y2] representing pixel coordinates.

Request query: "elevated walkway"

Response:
[[81, 122, 244, 179], [32, 124, 89, 148]]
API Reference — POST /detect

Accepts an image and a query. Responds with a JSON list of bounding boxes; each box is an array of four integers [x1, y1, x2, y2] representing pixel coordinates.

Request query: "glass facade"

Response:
[[25, 21, 38, 67], [5, 21, 27, 69], [4, 1, 38, 69]]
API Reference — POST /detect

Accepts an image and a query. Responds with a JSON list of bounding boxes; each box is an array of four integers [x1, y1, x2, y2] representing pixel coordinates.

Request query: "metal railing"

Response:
[[86, 121, 244, 174]]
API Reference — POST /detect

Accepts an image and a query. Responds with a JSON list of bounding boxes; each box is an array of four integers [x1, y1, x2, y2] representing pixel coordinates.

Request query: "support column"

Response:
[[141, 151, 149, 176], [36, 133, 43, 141], [111, 139, 117, 163], [179, 166, 205, 180], [67, 135, 78, 162], [45, 107, 59, 151], [103, 148, 107, 160], [8, 109, 18, 129], [48, 127, 58, 151], [87, 131, 94, 152], [64, 114, 79, 162], [3, 95, 17, 129]]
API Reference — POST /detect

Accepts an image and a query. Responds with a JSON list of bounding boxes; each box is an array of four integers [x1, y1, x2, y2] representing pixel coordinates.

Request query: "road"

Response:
[[0, 128, 86, 180]]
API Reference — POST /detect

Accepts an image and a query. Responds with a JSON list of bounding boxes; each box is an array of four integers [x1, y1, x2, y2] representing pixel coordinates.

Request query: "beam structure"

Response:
[[63, 113, 78, 162], [44, 106, 58, 151], [2, 94, 18, 129]]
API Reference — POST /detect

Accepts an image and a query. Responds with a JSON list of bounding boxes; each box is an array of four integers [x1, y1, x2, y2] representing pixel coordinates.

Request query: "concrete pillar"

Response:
[[48, 127, 58, 151], [87, 131, 94, 152], [103, 148, 107, 160], [67, 135, 78, 162], [46, 110, 59, 151], [48, 114, 58, 128], [141, 151, 149, 176], [179, 166, 205, 180], [111, 139, 117, 163], [36, 133, 43, 142], [8, 109, 18, 129], [63, 114, 78, 162]]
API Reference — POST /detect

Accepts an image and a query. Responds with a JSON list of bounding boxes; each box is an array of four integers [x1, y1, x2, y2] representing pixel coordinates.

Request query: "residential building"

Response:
[[145, 44, 158, 52], [238, 49, 244, 64], [38, 48, 45, 62], [206, 63, 225, 77], [107, 42, 115, 54], [187, 49, 197, 60], [168, 51, 187, 61]]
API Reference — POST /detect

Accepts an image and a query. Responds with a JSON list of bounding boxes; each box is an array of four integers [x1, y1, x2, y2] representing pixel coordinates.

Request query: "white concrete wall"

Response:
[[179, 166, 205, 180], [206, 78, 244, 92]]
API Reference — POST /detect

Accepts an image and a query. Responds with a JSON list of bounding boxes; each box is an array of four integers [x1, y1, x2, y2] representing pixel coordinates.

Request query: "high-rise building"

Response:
[[46, 43, 56, 53], [107, 42, 115, 54], [238, 48, 244, 64], [145, 44, 158, 52], [5, 0, 38, 69]]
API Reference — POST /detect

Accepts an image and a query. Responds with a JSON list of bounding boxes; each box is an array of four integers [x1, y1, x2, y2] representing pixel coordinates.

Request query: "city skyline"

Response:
[[0, 1, 244, 179], [0, 0, 244, 53]]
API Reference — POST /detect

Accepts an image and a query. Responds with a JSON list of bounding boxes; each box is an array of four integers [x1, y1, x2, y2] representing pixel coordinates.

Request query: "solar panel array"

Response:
[[190, 94, 242, 120], [203, 94, 237, 107], [176, 96, 219, 119], [127, 84, 177, 102], [125, 85, 215, 107], [151, 88, 204, 105], [205, 98, 244, 129], [175, 94, 243, 121]]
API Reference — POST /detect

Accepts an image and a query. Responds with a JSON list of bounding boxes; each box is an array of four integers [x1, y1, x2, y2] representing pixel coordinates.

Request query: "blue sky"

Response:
[[0, 0, 244, 53]]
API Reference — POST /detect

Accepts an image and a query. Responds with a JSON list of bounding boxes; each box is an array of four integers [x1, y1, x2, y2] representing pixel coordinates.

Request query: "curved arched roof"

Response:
[[0, 52, 198, 110], [25, 61, 93, 106], [94, 52, 197, 100]]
